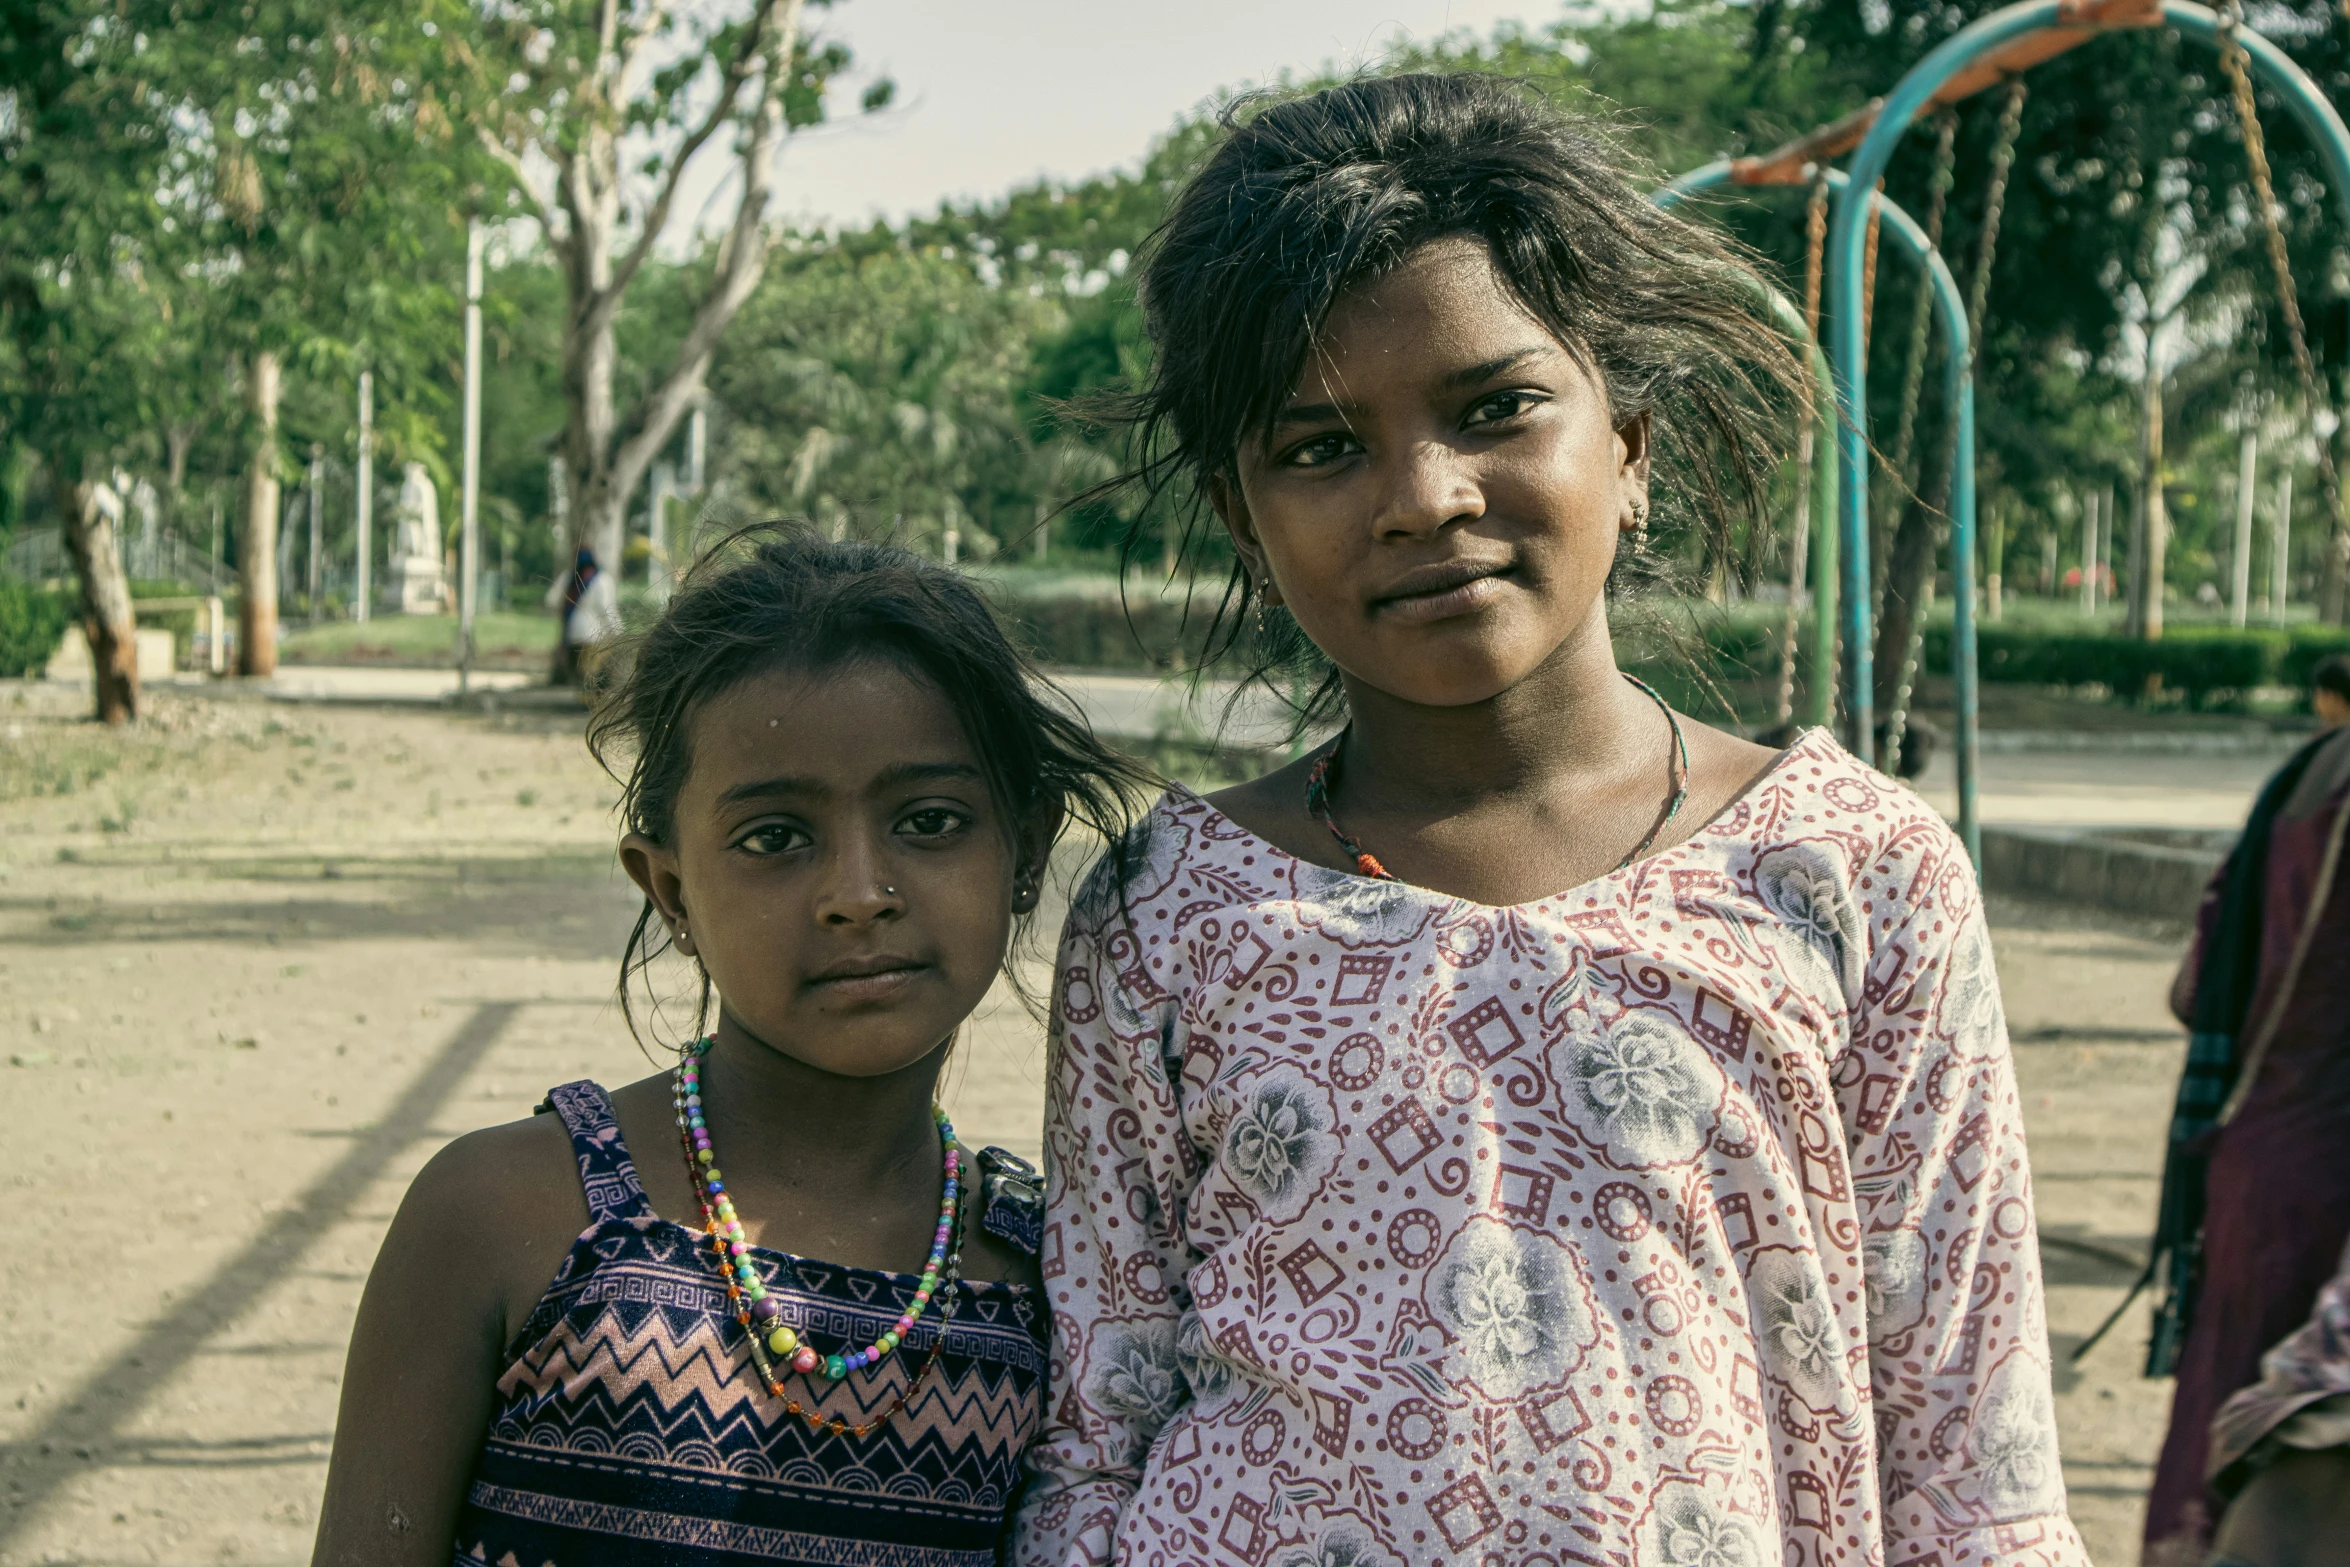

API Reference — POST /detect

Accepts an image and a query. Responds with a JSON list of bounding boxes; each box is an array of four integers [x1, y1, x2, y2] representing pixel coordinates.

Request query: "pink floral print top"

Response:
[[1013, 731, 2084, 1567]]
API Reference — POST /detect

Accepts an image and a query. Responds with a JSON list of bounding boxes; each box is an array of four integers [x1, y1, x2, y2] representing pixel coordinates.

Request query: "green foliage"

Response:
[[1921, 621, 2350, 708], [709, 243, 1070, 552], [0, 580, 71, 677], [978, 575, 1226, 670]]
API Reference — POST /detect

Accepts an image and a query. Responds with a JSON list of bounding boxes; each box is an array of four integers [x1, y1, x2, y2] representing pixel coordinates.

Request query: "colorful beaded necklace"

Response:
[[1304, 670, 1691, 882], [672, 1038, 966, 1437]]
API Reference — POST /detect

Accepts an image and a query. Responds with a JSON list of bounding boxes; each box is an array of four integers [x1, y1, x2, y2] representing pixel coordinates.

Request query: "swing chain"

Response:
[[1775, 169, 1833, 727], [1860, 179, 1886, 352], [1802, 166, 1830, 341], [2216, 0, 2350, 620], [1888, 111, 1961, 503], [1885, 76, 2028, 775], [1878, 109, 1963, 622], [1962, 76, 2028, 370]]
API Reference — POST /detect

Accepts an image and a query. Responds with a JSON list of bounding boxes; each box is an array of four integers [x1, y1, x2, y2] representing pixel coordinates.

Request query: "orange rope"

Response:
[[2217, 1, 2349, 616], [1860, 179, 1884, 353]]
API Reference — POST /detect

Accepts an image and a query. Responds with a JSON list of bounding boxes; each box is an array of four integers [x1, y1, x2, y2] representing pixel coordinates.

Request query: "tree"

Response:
[[164, 0, 476, 674], [451, 0, 884, 675], [0, 0, 174, 719], [708, 242, 1063, 554]]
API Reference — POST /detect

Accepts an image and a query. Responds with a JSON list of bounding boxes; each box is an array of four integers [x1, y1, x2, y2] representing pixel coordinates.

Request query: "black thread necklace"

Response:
[[1302, 671, 1690, 883]]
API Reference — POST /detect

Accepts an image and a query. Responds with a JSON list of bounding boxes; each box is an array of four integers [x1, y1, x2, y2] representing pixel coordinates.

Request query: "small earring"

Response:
[[1631, 499, 1649, 539]]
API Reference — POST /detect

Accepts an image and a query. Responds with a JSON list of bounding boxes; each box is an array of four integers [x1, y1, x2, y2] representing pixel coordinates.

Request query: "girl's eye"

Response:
[[897, 806, 973, 840], [1464, 389, 1546, 427], [1281, 430, 1362, 469], [734, 822, 811, 857]]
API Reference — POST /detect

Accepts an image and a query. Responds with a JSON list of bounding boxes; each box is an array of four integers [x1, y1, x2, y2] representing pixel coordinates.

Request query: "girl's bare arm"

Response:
[[310, 1117, 583, 1567]]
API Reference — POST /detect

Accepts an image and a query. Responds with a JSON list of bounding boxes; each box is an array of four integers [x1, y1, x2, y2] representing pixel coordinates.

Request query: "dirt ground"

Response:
[[0, 683, 2195, 1565]]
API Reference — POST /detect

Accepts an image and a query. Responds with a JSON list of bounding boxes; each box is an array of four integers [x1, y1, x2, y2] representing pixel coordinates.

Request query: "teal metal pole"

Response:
[[1826, 172, 1978, 861], [1656, 166, 1973, 859], [1653, 163, 1841, 730], [1829, 0, 2350, 865]]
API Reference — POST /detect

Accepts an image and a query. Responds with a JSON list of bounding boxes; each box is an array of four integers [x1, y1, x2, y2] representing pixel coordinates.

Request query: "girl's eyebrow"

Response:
[[1439, 346, 1551, 389], [713, 761, 982, 808], [1272, 346, 1554, 428]]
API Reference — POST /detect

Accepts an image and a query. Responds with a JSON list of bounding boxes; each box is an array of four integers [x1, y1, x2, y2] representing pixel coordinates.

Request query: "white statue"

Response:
[[383, 460, 448, 614]]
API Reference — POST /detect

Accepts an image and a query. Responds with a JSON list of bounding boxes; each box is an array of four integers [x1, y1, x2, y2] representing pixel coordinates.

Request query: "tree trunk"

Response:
[[1872, 490, 1939, 713], [58, 465, 140, 724], [239, 350, 282, 677], [2326, 417, 2349, 623], [2129, 356, 2165, 641], [533, 0, 807, 690]]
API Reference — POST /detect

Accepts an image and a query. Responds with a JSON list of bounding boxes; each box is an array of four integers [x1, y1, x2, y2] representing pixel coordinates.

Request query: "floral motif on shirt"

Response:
[[1426, 1216, 1594, 1398], [1971, 1360, 2064, 1513], [1748, 1246, 1847, 1411], [1272, 1522, 1397, 1567], [1863, 1226, 1929, 1331], [1174, 1308, 1235, 1404], [1753, 843, 1864, 1003], [1555, 1008, 1720, 1168], [1084, 1320, 1184, 1460], [1649, 1486, 1766, 1567], [1220, 1067, 1339, 1222]]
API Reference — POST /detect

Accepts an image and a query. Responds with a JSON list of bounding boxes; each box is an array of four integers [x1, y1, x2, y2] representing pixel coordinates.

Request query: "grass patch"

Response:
[[278, 611, 559, 667]]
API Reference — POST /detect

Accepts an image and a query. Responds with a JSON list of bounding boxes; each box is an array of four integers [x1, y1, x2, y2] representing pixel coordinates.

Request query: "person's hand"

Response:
[[2210, 1446, 2350, 1567]]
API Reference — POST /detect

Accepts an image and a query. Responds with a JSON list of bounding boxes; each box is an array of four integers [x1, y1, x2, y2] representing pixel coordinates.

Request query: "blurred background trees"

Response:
[[4, 0, 2348, 709]]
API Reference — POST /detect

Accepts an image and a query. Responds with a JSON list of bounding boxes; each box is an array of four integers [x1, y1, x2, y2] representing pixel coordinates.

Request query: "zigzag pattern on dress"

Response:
[[452, 1079, 1047, 1565]]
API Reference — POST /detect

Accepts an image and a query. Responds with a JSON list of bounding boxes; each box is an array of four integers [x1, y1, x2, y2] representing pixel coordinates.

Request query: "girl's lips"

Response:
[[805, 963, 926, 1004], [1374, 569, 1510, 624]]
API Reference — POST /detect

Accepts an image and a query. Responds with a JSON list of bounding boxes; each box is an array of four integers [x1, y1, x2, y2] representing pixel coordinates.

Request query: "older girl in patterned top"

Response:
[[312, 527, 1142, 1567], [1015, 76, 2084, 1567]]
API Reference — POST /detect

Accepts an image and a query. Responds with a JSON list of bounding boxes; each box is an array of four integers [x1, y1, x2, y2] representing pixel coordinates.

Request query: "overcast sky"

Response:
[[727, 1, 1558, 231]]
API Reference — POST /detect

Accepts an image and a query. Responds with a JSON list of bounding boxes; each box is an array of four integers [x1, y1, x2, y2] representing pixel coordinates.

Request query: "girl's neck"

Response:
[[1334, 612, 1644, 815], [695, 1017, 950, 1198]]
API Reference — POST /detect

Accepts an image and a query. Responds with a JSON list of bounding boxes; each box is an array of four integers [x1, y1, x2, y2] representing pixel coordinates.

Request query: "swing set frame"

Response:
[[1658, 0, 2350, 865]]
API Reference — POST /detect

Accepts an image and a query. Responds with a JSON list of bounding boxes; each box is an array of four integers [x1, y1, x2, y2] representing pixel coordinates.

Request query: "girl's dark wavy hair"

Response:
[[585, 521, 1151, 1051], [1078, 72, 1807, 728]]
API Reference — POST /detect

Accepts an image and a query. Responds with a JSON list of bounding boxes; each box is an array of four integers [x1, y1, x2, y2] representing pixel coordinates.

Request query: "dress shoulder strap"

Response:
[[539, 1080, 654, 1225], [976, 1146, 1044, 1256]]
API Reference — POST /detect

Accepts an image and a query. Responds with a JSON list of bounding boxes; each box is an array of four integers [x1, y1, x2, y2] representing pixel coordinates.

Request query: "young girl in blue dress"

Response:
[[311, 527, 1142, 1566]]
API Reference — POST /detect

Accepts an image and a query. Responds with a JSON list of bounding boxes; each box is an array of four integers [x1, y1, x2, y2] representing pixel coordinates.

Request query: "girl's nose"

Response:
[[815, 839, 903, 925], [1373, 440, 1485, 540]]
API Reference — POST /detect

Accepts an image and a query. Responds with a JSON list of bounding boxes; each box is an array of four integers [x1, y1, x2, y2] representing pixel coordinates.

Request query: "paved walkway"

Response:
[[107, 665, 2288, 835], [1912, 746, 2274, 832]]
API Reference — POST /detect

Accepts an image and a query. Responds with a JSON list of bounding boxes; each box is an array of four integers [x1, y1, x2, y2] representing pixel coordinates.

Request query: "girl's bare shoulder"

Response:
[[387, 1111, 588, 1303]]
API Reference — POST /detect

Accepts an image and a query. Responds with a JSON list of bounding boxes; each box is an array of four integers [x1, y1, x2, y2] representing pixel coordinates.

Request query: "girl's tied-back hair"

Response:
[[1081, 72, 1808, 730], [586, 521, 1151, 1053]]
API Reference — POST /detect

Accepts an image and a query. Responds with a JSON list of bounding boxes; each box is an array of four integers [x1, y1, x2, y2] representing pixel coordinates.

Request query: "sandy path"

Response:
[[0, 684, 2191, 1565]]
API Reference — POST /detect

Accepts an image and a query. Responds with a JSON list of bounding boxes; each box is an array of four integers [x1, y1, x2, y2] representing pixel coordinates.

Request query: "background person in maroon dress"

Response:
[[2143, 662, 2350, 1562]]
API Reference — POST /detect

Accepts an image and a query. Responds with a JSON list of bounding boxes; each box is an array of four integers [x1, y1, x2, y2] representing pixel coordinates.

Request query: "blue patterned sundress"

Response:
[[451, 1080, 1048, 1566]]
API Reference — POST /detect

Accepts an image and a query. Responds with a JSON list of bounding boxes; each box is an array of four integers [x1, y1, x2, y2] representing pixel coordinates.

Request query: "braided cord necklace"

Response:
[[672, 1038, 966, 1438], [1304, 670, 1691, 883]]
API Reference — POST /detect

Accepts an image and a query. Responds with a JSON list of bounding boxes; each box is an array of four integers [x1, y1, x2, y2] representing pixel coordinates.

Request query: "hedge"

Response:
[[0, 581, 71, 677], [1922, 622, 2350, 709], [983, 578, 1792, 691]]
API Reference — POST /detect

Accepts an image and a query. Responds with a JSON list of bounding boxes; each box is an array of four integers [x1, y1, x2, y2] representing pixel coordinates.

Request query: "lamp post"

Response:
[[355, 371, 373, 623], [458, 219, 483, 693]]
